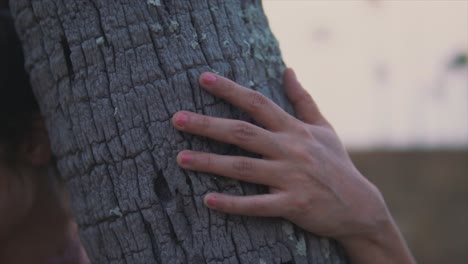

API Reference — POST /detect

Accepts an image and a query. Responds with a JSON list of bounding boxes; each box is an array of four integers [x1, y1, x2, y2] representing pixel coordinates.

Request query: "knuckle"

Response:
[[199, 115, 210, 129], [298, 147, 320, 171], [287, 195, 313, 218], [247, 91, 268, 111], [226, 196, 238, 212], [280, 112, 294, 126], [232, 158, 254, 179], [203, 153, 214, 170], [302, 93, 314, 104], [296, 92, 314, 107], [192, 115, 212, 135], [231, 121, 256, 142], [295, 197, 311, 212], [295, 125, 315, 140], [284, 136, 319, 166], [289, 144, 313, 162], [222, 81, 239, 99], [225, 80, 238, 91]]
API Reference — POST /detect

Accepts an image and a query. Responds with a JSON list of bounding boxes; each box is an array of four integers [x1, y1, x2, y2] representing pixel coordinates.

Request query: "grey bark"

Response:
[[11, 0, 347, 263]]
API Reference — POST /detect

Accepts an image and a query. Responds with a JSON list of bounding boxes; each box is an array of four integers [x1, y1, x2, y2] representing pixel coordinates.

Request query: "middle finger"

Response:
[[173, 111, 282, 158]]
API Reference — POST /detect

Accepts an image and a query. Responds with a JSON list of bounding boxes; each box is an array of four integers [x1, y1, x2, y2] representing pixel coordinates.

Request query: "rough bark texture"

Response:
[[11, 0, 347, 263]]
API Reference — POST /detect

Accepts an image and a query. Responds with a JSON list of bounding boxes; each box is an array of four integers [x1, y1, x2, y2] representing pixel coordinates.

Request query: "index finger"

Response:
[[200, 72, 293, 131]]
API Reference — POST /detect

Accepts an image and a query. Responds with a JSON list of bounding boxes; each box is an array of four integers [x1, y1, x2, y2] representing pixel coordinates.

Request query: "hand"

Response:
[[172, 69, 386, 237], [172, 69, 415, 263]]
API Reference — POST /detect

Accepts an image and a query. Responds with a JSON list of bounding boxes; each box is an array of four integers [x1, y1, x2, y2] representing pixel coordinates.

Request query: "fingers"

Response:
[[173, 111, 282, 158], [199, 72, 293, 131], [283, 68, 325, 125], [204, 192, 286, 217], [177, 151, 287, 187]]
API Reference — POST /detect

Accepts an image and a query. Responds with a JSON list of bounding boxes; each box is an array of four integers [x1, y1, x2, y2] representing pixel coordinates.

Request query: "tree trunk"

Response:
[[11, 0, 347, 263]]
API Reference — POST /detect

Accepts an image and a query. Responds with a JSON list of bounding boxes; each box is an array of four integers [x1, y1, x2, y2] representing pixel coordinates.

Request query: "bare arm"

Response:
[[172, 69, 416, 264]]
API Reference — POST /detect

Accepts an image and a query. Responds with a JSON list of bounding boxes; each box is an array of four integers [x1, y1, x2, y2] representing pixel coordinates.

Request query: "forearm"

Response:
[[339, 217, 416, 264]]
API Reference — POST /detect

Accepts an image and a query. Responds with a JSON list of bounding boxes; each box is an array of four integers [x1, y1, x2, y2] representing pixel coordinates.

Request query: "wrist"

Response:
[[337, 216, 415, 264]]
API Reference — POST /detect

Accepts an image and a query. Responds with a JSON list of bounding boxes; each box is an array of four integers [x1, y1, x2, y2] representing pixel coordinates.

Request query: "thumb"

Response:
[[283, 68, 324, 125]]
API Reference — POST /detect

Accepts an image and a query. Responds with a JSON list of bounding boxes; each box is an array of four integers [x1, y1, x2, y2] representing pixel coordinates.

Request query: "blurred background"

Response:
[[264, 0, 467, 263]]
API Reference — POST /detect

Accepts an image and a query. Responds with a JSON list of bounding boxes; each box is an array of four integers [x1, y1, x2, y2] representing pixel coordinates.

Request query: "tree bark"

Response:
[[11, 0, 347, 263]]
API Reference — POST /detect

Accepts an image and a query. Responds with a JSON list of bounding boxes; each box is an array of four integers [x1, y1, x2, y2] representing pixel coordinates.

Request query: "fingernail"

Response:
[[175, 113, 189, 127], [201, 72, 218, 85], [179, 152, 192, 166], [204, 194, 217, 208]]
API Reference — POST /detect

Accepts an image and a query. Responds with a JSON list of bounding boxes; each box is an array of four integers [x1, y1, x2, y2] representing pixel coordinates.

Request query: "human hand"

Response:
[[172, 69, 392, 242]]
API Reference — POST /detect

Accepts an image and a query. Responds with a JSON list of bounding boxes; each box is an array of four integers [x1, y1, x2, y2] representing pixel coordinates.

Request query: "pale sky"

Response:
[[264, 0, 468, 150]]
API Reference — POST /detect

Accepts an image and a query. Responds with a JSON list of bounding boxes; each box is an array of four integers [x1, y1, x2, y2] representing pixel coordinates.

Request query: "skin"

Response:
[[0, 69, 413, 263], [172, 69, 416, 264], [0, 119, 88, 264]]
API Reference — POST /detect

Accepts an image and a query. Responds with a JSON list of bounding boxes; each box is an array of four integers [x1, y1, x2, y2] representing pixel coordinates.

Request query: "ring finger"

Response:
[[173, 111, 284, 158], [177, 151, 288, 188]]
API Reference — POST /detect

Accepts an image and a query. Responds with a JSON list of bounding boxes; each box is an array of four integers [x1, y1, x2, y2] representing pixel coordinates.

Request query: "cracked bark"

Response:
[[10, 0, 348, 263]]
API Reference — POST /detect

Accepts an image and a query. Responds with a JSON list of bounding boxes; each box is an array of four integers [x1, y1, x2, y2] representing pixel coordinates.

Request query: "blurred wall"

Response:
[[264, 0, 467, 150], [350, 150, 468, 264]]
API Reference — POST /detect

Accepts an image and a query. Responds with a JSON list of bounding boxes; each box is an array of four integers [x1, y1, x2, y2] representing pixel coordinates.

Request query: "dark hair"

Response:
[[0, 1, 8, 9], [0, 10, 40, 161]]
